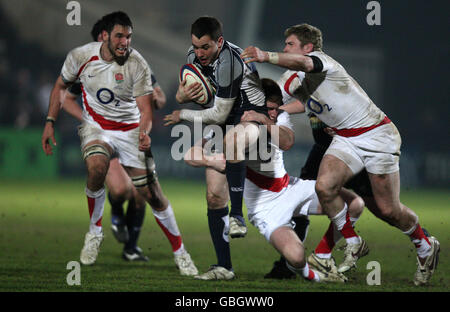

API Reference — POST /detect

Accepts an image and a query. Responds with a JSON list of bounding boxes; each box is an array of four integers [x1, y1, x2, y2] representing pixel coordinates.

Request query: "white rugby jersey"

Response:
[[61, 42, 153, 131], [246, 111, 293, 178], [279, 51, 387, 132], [244, 111, 294, 206]]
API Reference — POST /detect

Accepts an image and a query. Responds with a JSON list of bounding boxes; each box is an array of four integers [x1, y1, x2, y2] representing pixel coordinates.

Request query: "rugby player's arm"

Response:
[[179, 96, 234, 125], [61, 91, 83, 122], [241, 111, 295, 151], [152, 86, 167, 110], [136, 93, 153, 151], [241, 47, 314, 73], [279, 99, 305, 114], [184, 138, 226, 173], [41, 75, 70, 155]]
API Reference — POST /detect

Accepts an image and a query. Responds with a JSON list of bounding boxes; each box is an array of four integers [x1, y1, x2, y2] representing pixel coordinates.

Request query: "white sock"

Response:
[[152, 203, 185, 254], [85, 187, 105, 235], [286, 262, 319, 282]]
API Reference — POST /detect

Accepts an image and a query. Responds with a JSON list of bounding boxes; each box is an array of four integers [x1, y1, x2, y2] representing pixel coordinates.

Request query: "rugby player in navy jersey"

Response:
[[164, 16, 267, 279]]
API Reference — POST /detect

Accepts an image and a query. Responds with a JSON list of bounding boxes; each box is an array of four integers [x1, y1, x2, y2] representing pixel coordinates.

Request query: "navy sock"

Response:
[[109, 192, 125, 224], [225, 161, 246, 219], [124, 198, 146, 251], [208, 207, 232, 270]]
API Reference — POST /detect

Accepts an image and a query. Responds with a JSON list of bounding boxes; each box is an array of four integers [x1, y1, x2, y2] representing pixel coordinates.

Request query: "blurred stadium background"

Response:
[[0, 0, 448, 188]]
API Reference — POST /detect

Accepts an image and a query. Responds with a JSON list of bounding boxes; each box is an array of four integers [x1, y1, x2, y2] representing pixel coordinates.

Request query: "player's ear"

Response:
[[101, 30, 108, 42], [305, 42, 314, 53], [217, 36, 224, 49]]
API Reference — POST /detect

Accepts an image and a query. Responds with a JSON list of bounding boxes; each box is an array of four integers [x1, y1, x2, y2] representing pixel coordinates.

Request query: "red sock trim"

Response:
[[340, 211, 358, 239], [410, 224, 430, 245], [315, 223, 335, 254], [155, 217, 183, 252], [87, 196, 95, 218], [307, 269, 315, 281]]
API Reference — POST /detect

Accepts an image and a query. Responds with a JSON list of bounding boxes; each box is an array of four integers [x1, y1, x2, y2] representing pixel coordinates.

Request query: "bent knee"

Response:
[[315, 179, 340, 201], [206, 192, 228, 209]]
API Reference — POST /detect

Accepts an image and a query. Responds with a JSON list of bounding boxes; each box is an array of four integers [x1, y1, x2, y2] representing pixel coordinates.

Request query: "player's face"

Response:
[[283, 35, 309, 55], [192, 34, 223, 66], [267, 101, 280, 121], [105, 25, 132, 64]]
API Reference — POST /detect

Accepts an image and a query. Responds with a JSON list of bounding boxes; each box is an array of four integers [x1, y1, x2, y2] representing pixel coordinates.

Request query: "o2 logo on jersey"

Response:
[[307, 98, 332, 114], [96, 88, 120, 107]]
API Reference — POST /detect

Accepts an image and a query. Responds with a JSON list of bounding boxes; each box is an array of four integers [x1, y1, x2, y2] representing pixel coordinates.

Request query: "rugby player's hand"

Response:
[[139, 132, 151, 152], [207, 153, 226, 173], [240, 46, 268, 64], [42, 122, 57, 156], [175, 79, 203, 103], [324, 127, 336, 137], [241, 110, 265, 124], [163, 110, 181, 126]]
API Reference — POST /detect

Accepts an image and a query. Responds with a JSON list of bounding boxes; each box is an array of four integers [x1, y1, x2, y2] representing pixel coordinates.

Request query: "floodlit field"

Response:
[[0, 179, 448, 292]]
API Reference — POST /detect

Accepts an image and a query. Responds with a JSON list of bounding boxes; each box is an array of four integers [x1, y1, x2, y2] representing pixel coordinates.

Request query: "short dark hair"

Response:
[[101, 11, 133, 34], [261, 78, 282, 106], [90, 19, 105, 41], [191, 16, 223, 41]]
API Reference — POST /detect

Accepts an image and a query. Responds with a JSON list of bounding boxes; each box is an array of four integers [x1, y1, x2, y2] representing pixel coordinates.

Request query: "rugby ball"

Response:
[[179, 64, 215, 105]]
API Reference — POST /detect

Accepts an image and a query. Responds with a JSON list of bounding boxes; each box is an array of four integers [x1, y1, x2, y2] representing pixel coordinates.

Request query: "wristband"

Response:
[[46, 116, 56, 124], [267, 52, 279, 64]]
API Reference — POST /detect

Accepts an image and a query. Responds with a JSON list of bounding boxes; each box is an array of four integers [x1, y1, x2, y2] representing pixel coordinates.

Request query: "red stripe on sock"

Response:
[[340, 211, 358, 239], [87, 196, 95, 218], [95, 217, 103, 227], [315, 222, 335, 254], [155, 217, 183, 252], [410, 224, 430, 245], [307, 269, 315, 281]]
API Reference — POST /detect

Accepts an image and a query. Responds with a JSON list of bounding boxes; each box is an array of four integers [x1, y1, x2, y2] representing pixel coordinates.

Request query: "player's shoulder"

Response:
[[128, 48, 149, 66], [308, 50, 343, 72], [68, 42, 101, 62], [218, 41, 244, 64]]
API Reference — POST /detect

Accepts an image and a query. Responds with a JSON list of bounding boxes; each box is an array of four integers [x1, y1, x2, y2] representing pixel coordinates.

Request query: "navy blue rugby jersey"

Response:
[[187, 41, 266, 125]]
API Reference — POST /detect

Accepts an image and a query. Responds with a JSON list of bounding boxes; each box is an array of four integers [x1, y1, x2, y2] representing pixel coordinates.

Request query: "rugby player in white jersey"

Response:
[[184, 78, 365, 282], [60, 18, 167, 262], [241, 24, 440, 285], [164, 16, 267, 278], [41, 11, 197, 275]]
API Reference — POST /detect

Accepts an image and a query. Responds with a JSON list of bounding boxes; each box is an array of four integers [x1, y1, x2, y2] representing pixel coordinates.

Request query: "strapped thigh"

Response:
[[82, 144, 111, 161], [131, 170, 158, 188]]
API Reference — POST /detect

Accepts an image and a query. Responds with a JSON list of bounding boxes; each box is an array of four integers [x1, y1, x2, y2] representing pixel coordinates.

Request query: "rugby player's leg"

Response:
[[369, 171, 439, 285], [205, 168, 232, 270], [127, 166, 198, 275], [105, 158, 133, 243], [80, 140, 111, 265], [84, 140, 112, 235], [315, 155, 360, 244], [223, 121, 260, 237], [270, 226, 345, 282]]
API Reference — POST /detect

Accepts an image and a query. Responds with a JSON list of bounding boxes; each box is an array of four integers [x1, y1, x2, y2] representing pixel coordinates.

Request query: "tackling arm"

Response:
[[279, 99, 305, 114], [241, 46, 314, 72]]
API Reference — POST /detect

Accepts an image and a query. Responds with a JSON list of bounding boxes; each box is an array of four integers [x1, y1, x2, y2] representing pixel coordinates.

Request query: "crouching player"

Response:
[[185, 78, 365, 282]]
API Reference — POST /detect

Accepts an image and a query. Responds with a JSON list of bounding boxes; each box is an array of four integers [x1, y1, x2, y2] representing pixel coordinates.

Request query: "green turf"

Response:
[[0, 178, 448, 292]]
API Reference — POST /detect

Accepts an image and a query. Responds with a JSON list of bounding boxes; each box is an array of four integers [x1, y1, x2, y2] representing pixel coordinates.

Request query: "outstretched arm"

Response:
[[241, 46, 314, 72]]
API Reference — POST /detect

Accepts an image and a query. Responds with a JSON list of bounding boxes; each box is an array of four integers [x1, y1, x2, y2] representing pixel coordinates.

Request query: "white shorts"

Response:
[[325, 123, 401, 175], [244, 176, 320, 242], [78, 121, 154, 170]]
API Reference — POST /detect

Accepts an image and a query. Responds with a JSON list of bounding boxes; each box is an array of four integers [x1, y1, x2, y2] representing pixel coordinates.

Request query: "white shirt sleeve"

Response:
[[60, 48, 80, 83], [276, 111, 294, 130]]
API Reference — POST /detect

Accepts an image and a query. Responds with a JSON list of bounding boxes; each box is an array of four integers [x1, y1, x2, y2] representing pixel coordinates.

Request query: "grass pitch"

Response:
[[0, 178, 448, 292]]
